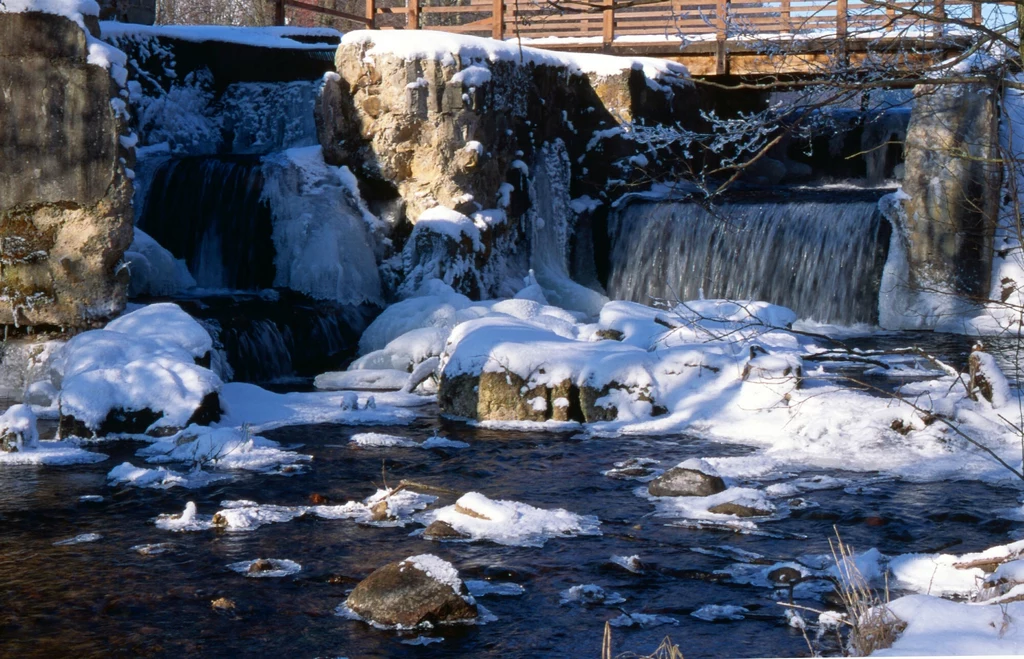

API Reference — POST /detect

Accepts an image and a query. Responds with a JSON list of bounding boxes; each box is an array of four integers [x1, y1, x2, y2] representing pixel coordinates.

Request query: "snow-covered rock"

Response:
[[0, 404, 39, 452], [55, 304, 222, 437], [344, 554, 479, 628]]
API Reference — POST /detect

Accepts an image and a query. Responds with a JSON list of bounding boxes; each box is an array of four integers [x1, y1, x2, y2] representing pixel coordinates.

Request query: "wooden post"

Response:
[[835, 0, 847, 43], [408, 0, 419, 28], [366, 0, 376, 28], [492, 0, 505, 39], [835, 0, 848, 60], [781, 0, 791, 31], [715, 0, 727, 74], [933, 0, 945, 36], [971, 0, 981, 24], [274, 0, 285, 26], [602, 0, 614, 49]]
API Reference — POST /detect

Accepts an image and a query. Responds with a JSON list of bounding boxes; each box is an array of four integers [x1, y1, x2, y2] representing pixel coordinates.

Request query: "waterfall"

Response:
[[183, 296, 379, 384], [529, 141, 609, 317], [138, 157, 275, 291], [607, 198, 891, 325]]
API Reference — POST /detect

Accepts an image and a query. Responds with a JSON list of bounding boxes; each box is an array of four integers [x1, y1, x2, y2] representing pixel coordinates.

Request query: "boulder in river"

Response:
[[345, 554, 478, 628], [647, 460, 726, 497]]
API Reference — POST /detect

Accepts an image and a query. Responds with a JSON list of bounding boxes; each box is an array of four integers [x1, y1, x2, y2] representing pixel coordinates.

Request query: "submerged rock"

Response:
[[345, 554, 478, 628], [708, 501, 772, 518], [423, 520, 469, 541], [648, 464, 726, 498], [248, 558, 275, 574]]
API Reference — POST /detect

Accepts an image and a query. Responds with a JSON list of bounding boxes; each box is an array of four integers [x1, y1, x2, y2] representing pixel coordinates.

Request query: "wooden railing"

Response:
[[275, 0, 1004, 49]]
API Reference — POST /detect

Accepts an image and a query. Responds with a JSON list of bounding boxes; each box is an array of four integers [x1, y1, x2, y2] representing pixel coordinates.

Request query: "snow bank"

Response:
[[100, 23, 341, 49], [217, 382, 424, 433], [55, 304, 220, 434], [877, 595, 1024, 655], [0, 440, 107, 465], [342, 30, 688, 83], [418, 492, 600, 547]]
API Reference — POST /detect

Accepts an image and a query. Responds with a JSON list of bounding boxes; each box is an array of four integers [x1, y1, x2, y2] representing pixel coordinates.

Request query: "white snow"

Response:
[[559, 584, 626, 606], [418, 492, 600, 547], [877, 595, 1024, 655], [404, 554, 466, 596], [0, 440, 107, 466], [107, 461, 230, 489], [450, 66, 492, 87], [100, 23, 341, 49], [137, 424, 309, 473], [216, 382, 424, 433], [0, 404, 38, 451], [314, 369, 411, 391], [312, 487, 437, 526], [54, 304, 220, 435], [104, 303, 212, 359], [342, 30, 688, 83], [412, 206, 484, 253], [349, 432, 419, 448]]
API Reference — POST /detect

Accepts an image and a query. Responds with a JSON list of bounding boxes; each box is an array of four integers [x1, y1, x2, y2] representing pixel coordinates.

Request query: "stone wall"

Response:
[[316, 35, 693, 299], [900, 81, 1003, 307], [0, 12, 134, 329]]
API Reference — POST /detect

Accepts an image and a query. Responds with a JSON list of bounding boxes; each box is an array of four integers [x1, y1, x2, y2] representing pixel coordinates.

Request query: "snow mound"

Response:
[[56, 304, 221, 434], [104, 303, 212, 359], [419, 492, 600, 547]]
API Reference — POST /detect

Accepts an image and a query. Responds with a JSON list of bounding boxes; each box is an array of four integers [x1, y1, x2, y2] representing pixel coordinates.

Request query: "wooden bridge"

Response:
[[275, 0, 1009, 75]]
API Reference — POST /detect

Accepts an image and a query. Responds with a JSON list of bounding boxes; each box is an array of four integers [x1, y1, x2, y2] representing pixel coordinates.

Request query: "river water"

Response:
[[1, 396, 1021, 658]]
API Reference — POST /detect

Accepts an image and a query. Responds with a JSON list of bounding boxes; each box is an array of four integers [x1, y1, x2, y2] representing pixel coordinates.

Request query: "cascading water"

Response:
[[138, 156, 275, 290], [180, 295, 379, 384], [529, 141, 609, 317], [606, 198, 891, 325]]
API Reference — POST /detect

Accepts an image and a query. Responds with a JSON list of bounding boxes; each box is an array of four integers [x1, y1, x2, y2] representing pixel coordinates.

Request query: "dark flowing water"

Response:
[[1, 412, 1019, 659]]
